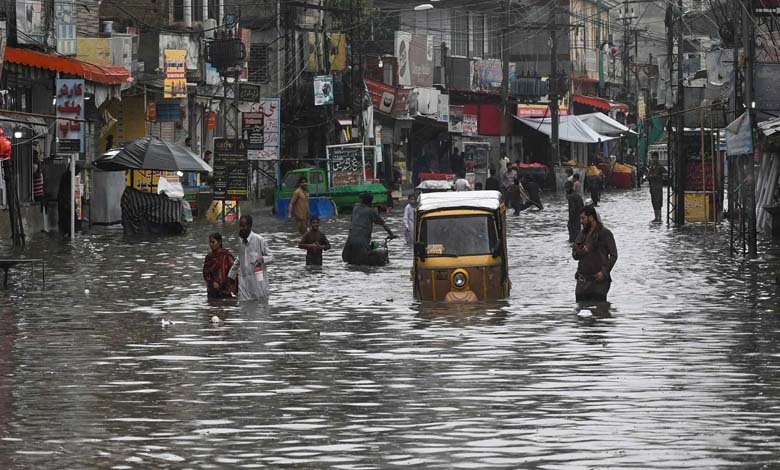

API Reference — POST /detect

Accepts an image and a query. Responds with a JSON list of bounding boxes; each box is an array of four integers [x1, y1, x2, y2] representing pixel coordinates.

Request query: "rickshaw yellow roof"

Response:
[[418, 190, 503, 212]]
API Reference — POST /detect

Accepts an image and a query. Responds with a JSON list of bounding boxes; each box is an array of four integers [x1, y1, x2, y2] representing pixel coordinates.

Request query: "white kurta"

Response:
[[228, 231, 274, 301], [403, 203, 415, 245]]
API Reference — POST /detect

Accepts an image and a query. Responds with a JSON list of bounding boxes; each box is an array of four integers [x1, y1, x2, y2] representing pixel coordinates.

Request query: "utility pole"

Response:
[[501, 0, 510, 159], [743, 0, 757, 257], [549, 2, 560, 164], [674, 0, 686, 226]]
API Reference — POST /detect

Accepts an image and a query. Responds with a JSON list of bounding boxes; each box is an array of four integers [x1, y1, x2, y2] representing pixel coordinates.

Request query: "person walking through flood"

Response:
[[228, 215, 274, 301], [403, 194, 416, 245], [298, 216, 331, 266], [646, 152, 667, 222], [342, 192, 396, 265], [589, 172, 603, 207], [572, 206, 618, 302], [566, 181, 584, 243], [287, 176, 310, 234], [203, 232, 237, 298]]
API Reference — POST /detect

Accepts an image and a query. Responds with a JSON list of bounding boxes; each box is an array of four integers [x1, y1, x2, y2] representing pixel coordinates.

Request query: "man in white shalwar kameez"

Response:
[[228, 215, 274, 301]]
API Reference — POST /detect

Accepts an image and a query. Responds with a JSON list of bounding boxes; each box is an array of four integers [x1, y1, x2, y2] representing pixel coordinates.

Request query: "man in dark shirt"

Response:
[[572, 206, 618, 302], [342, 192, 396, 265], [298, 216, 331, 266]]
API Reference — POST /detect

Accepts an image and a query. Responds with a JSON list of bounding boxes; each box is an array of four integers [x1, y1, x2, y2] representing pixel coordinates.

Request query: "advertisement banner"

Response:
[[242, 113, 264, 150], [56, 79, 84, 153], [212, 138, 248, 201], [725, 113, 754, 157], [449, 105, 464, 133], [314, 75, 334, 106], [0, 21, 6, 82], [16, 0, 45, 45], [395, 31, 412, 86], [307, 32, 347, 72], [163, 49, 187, 99], [437, 94, 450, 122], [463, 114, 478, 136], [410, 34, 434, 87], [253, 98, 280, 161], [365, 79, 411, 117]]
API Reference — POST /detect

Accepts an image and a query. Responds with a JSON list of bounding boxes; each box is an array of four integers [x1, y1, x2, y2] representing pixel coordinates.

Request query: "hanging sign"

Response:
[[163, 49, 187, 99], [449, 105, 464, 133], [56, 78, 84, 153], [242, 112, 265, 151], [314, 75, 334, 106], [212, 138, 248, 201]]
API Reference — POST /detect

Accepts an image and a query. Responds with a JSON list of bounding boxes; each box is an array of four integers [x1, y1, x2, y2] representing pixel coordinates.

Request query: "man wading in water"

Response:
[[572, 206, 618, 302], [342, 192, 396, 266]]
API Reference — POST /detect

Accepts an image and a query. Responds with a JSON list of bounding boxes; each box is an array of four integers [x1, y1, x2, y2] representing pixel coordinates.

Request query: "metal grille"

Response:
[[249, 43, 270, 84]]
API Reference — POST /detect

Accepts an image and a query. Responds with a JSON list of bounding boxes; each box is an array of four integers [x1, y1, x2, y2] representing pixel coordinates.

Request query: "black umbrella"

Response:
[[93, 136, 212, 172]]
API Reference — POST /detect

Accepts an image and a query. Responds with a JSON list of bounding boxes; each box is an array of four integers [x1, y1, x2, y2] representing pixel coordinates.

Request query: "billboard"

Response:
[[163, 50, 187, 99], [365, 79, 411, 117], [251, 99, 280, 161], [409, 34, 434, 87], [449, 105, 464, 133], [15, 0, 45, 45]]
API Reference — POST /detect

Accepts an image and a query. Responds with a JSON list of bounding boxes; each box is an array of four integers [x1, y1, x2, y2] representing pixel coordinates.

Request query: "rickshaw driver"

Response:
[[342, 192, 397, 265]]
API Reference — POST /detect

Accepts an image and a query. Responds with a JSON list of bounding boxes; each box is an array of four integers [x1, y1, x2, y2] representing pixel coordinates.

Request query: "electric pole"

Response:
[[549, 2, 560, 164], [501, 0, 510, 159], [743, 0, 757, 257], [674, 0, 686, 226]]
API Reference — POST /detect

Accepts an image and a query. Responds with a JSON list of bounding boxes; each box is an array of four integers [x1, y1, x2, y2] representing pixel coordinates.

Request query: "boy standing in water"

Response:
[[298, 216, 331, 266]]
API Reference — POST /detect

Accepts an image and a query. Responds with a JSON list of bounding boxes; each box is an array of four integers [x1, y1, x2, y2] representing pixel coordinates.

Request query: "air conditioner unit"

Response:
[[203, 19, 217, 40]]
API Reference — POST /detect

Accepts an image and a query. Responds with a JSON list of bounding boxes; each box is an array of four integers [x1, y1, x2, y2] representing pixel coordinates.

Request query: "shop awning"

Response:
[[572, 94, 629, 113], [577, 112, 637, 135], [5, 47, 131, 85], [514, 115, 617, 143]]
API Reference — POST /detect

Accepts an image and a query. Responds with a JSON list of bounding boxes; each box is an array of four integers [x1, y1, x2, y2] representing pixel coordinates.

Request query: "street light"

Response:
[[414, 4, 434, 11], [13, 131, 22, 139]]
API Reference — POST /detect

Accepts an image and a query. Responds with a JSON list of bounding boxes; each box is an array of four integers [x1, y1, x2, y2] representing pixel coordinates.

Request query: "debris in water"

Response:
[[577, 309, 593, 318], [211, 315, 221, 324]]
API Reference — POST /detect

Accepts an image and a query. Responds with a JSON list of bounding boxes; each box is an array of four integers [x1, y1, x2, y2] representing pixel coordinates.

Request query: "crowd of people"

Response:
[[201, 156, 673, 305]]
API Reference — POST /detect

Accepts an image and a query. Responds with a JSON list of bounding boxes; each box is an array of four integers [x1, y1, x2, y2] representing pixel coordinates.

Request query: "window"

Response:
[[472, 14, 484, 58], [192, 0, 203, 21], [173, 0, 183, 22], [488, 26, 501, 59], [421, 215, 497, 257], [208, 0, 218, 20], [451, 11, 469, 57], [249, 43, 270, 84]]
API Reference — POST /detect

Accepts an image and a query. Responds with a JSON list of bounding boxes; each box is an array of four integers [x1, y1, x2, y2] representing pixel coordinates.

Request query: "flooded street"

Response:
[[1, 188, 780, 469]]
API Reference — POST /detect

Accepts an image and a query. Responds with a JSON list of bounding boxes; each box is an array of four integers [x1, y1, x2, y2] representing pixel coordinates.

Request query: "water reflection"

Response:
[[0, 189, 778, 468]]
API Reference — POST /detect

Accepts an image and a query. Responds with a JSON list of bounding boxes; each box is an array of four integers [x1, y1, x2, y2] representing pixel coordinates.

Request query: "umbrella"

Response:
[[93, 136, 212, 172]]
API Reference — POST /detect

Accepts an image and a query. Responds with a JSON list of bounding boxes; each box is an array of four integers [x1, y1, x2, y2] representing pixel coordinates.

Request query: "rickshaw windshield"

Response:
[[421, 214, 497, 256], [282, 172, 303, 190]]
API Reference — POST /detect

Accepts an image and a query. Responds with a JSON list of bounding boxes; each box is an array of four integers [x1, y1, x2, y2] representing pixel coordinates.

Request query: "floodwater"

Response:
[[1, 188, 779, 469]]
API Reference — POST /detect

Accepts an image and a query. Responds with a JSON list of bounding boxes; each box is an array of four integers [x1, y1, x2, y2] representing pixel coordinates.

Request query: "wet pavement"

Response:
[[1, 188, 779, 469]]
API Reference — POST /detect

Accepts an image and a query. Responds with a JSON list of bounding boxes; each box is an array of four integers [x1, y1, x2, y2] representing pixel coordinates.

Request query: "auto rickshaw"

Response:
[[412, 190, 510, 301]]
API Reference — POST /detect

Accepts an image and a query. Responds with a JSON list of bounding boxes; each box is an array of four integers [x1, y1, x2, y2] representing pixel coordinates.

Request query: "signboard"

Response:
[[252, 98, 280, 161], [242, 112, 265, 150], [314, 75, 334, 105], [239, 82, 262, 102], [725, 112, 753, 156], [463, 114, 478, 136], [56, 79, 84, 153], [516, 104, 569, 117], [449, 105, 464, 133], [163, 49, 187, 99], [212, 138, 249, 200], [326, 143, 365, 187]]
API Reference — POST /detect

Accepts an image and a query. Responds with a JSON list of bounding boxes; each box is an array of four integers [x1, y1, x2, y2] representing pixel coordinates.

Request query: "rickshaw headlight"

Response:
[[453, 271, 467, 288]]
